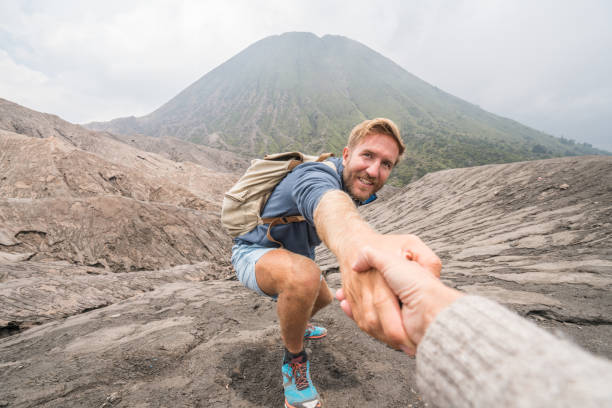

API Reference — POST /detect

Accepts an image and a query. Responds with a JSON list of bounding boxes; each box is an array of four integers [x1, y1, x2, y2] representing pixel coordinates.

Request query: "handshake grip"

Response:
[[336, 234, 457, 354]]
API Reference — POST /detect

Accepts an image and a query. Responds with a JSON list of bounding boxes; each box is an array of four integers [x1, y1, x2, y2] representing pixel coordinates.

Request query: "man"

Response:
[[231, 118, 441, 408]]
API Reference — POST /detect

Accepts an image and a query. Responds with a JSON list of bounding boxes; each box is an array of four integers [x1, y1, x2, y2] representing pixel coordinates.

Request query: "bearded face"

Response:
[[342, 133, 399, 202]]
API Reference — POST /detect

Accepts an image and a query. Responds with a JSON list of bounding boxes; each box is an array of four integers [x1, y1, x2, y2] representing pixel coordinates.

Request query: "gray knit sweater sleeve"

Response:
[[416, 295, 612, 407]]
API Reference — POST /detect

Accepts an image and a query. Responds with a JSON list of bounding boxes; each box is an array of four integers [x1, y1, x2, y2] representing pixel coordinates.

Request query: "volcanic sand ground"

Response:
[[1, 153, 611, 407]]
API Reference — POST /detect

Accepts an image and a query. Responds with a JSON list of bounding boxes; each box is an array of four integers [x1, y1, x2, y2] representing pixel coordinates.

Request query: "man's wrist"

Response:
[[338, 229, 378, 261]]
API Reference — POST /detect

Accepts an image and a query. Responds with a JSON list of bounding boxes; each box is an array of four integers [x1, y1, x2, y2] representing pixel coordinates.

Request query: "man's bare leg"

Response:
[[311, 279, 333, 318], [255, 249, 332, 353]]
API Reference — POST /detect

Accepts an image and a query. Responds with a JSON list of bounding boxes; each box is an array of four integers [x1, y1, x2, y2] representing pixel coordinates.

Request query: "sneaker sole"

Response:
[[304, 332, 327, 340], [285, 399, 321, 408]]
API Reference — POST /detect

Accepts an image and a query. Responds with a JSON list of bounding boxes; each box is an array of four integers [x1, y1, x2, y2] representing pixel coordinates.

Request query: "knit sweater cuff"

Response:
[[415, 295, 612, 407]]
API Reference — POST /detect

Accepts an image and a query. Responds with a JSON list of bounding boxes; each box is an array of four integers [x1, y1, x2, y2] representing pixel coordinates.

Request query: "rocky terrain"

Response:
[[1, 100, 611, 407], [0, 99, 247, 274]]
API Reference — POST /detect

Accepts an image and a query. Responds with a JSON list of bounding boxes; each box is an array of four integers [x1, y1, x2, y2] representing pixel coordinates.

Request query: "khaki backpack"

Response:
[[221, 151, 335, 245]]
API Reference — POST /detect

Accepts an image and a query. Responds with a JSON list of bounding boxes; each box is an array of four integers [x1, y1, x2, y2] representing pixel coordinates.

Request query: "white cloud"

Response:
[[0, 49, 65, 114], [0, 49, 47, 86]]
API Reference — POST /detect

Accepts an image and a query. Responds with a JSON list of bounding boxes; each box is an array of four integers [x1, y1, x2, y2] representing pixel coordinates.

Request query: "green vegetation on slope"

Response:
[[87, 32, 609, 185]]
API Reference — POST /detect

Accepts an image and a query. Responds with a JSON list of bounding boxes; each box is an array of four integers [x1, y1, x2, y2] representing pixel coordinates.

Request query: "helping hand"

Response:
[[338, 234, 460, 354], [337, 234, 442, 353]]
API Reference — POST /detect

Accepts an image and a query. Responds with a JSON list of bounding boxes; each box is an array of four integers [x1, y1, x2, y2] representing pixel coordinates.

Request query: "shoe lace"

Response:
[[291, 359, 309, 391]]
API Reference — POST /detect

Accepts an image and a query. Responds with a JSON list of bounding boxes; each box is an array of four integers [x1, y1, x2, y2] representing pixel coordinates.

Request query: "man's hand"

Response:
[[338, 261, 410, 349], [338, 238, 461, 354], [336, 233, 442, 352]]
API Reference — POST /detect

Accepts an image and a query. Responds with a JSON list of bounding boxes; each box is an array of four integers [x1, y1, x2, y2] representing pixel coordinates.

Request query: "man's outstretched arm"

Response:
[[314, 189, 441, 350]]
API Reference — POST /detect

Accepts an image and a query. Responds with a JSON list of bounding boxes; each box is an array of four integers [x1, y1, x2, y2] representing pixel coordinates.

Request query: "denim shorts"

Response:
[[231, 241, 322, 299], [231, 242, 277, 298]]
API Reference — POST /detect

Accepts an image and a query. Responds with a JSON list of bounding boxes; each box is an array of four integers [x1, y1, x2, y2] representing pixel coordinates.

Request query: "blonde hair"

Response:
[[347, 118, 405, 163]]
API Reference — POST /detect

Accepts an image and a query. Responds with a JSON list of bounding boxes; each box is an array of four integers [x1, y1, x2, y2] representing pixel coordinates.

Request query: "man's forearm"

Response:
[[314, 190, 376, 259], [314, 188, 445, 350], [314, 189, 414, 348]]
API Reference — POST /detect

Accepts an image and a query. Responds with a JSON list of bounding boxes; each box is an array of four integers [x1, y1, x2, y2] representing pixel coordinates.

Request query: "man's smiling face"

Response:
[[342, 132, 400, 202]]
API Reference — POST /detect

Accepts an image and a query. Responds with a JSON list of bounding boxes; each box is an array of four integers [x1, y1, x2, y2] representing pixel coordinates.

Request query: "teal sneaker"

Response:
[[282, 350, 321, 408], [304, 324, 327, 341]]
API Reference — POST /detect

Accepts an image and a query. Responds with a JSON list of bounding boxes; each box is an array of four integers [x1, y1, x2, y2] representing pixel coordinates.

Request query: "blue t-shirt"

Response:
[[235, 156, 377, 258]]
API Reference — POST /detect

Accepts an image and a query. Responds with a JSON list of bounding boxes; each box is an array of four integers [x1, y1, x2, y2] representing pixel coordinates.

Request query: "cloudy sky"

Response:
[[1, 0, 610, 150]]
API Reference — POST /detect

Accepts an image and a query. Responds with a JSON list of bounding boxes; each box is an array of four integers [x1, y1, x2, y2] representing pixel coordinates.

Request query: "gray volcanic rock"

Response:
[[0, 130, 233, 271], [105, 131, 250, 173], [0, 98, 240, 209], [0, 129, 225, 210], [0, 259, 232, 333], [0, 195, 229, 272], [0, 100, 238, 273], [0, 275, 424, 408]]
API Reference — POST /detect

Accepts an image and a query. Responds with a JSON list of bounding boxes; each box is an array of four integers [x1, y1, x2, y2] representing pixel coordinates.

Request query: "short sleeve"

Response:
[[291, 162, 342, 224]]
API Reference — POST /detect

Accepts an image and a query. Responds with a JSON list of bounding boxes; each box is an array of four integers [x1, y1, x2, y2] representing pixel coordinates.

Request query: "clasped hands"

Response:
[[336, 233, 459, 355]]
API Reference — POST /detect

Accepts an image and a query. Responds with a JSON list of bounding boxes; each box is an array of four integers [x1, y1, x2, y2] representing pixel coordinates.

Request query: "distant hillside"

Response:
[[0, 98, 248, 174], [0, 98, 238, 272], [87, 32, 608, 184]]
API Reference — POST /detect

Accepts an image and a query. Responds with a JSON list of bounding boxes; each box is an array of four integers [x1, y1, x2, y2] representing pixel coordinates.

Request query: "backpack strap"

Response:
[[260, 216, 306, 247], [260, 154, 335, 247], [286, 152, 333, 171], [316, 152, 334, 162]]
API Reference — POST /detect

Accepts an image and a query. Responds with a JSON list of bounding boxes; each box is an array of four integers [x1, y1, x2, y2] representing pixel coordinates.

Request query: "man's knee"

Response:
[[257, 250, 322, 297], [284, 258, 321, 296]]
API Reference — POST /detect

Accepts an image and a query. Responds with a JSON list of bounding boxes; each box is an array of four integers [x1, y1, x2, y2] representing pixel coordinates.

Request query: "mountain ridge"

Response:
[[86, 32, 607, 184]]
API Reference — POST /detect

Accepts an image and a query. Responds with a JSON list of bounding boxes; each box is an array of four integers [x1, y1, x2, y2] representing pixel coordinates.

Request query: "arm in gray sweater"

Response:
[[416, 295, 612, 408], [345, 244, 612, 407]]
